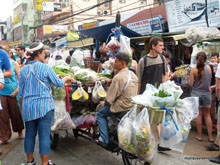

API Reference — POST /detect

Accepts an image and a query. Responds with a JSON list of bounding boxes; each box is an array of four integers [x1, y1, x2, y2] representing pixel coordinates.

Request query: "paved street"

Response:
[[0, 127, 219, 165]]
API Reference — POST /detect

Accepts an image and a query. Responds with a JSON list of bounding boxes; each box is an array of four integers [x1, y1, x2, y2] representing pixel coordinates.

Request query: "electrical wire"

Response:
[[53, 0, 143, 25], [60, 1, 160, 26]]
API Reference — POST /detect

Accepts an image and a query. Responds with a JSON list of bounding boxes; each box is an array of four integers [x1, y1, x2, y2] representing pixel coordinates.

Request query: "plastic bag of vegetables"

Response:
[[74, 69, 97, 82], [52, 86, 66, 99], [146, 81, 182, 107], [92, 81, 107, 103], [72, 83, 89, 102], [51, 99, 76, 131], [118, 105, 138, 155], [132, 108, 156, 162]]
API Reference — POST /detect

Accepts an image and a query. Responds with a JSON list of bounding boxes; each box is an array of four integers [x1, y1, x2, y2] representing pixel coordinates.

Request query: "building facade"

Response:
[[12, 0, 35, 44]]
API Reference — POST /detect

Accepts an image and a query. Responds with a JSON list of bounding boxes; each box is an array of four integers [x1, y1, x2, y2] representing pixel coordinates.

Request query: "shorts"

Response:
[[191, 93, 211, 108]]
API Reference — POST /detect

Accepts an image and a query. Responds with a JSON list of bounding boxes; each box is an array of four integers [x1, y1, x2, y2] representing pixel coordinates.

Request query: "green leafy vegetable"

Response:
[[97, 73, 112, 79], [52, 87, 66, 99], [153, 89, 171, 98]]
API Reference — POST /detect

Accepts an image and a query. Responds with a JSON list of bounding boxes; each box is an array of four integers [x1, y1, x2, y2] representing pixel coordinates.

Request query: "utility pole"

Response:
[[70, 0, 74, 30], [20, 12, 25, 46]]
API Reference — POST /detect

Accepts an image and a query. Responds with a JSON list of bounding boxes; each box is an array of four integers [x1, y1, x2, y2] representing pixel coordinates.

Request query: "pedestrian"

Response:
[[14, 46, 20, 61], [0, 46, 24, 145], [19, 42, 74, 165], [0, 47, 12, 156], [189, 51, 214, 142], [17, 45, 28, 65], [162, 50, 173, 80], [129, 47, 138, 74], [208, 59, 220, 163], [44, 49, 50, 64], [137, 37, 168, 94], [137, 36, 169, 152]]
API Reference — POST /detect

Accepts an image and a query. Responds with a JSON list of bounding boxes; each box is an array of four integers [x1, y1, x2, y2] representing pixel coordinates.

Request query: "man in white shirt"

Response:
[[208, 64, 220, 163]]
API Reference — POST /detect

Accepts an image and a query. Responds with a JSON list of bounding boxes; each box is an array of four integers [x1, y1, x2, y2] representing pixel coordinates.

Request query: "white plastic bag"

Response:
[[92, 81, 106, 103], [120, 35, 132, 55], [70, 49, 85, 67], [118, 105, 138, 155], [51, 99, 76, 131], [132, 108, 157, 162]]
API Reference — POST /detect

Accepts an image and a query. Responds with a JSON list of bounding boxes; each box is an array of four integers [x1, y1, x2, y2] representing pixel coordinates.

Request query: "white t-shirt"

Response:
[[215, 64, 220, 78]]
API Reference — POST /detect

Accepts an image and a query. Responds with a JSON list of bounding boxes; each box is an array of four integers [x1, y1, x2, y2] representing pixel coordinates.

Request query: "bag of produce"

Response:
[[72, 84, 89, 102], [106, 36, 120, 56], [133, 108, 156, 162], [72, 115, 84, 127], [52, 87, 66, 100], [120, 35, 132, 67], [118, 105, 138, 155], [92, 81, 107, 103], [74, 69, 97, 82], [51, 99, 76, 131]]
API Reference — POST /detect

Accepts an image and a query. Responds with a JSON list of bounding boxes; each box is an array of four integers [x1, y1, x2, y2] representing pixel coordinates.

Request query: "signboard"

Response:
[[68, 38, 94, 48], [42, 2, 54, 11], [127, 16, 162, 35], [34, 0, 53, 10], [55, 37, 67, 47], [54, 3, 62, 12], [165, 0, 220, 32], [3, 40, 21, 47], [43, 25, 69, 35]]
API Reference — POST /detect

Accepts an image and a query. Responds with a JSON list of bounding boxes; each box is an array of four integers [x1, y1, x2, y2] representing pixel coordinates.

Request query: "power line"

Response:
[[53, 0, 143, 25], [45, 0, 113, 24], [60, 1, 159, 26]]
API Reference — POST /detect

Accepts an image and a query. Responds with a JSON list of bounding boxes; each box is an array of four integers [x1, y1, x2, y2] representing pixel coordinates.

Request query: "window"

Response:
[[104, 0, 109, 8], [119, 0, 126, 4]]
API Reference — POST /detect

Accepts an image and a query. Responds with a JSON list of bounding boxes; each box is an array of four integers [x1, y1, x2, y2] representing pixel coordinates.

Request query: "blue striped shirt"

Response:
[[19, 61, 64, 122], [0, 69, 4, 110]]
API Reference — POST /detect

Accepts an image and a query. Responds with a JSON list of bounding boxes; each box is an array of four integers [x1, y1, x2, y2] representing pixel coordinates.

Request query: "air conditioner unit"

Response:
[[97, 11, 103, 15], [103, 10, 110, 15]]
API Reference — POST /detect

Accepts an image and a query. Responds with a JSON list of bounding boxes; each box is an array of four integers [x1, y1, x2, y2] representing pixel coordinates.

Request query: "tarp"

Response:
[[79, 23, 142, 42]]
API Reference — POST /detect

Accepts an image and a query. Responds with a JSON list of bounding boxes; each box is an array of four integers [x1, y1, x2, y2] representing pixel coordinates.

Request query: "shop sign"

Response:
[[54, 3, 62, 12], [165, 0, 220, 32], [34, 0, 53, 10], [55, 37, 67, 47], [43, 25, 69, 35], [81, 22, 97, 30], [68, 38, 94, 48], [127, 16, 162, 35], [42, 2, 54, 11], [3, 40, 21, 47]]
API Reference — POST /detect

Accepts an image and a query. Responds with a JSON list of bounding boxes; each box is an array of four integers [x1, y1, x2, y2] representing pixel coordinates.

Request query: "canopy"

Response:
[[79, 23, 142, 42]]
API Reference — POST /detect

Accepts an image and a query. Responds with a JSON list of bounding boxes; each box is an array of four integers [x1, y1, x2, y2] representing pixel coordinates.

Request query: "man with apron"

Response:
[[96, 53, 138, 147], [137, 37, 169, 152]]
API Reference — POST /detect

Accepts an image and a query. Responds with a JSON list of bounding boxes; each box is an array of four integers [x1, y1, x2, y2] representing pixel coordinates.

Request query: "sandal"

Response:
[[208, 139, 214, 143], [205, 143, 219, 151], [195, 137, 203, 141], [27, 159, 36, 165], [48, 160, 55, 165]]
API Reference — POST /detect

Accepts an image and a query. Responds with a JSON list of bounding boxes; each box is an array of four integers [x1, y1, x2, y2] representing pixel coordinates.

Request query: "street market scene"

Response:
[[1, 0, 220, 165]]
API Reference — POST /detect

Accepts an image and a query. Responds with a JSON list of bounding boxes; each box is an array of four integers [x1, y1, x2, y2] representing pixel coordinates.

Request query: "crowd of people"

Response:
[[0, 36, 220, 164]]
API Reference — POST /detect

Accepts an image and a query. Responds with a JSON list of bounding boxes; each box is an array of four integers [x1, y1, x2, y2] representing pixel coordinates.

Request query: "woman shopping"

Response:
[[0, 46, 24, 145], [189, 51, 214, 142], [19, 42, 74, 165]]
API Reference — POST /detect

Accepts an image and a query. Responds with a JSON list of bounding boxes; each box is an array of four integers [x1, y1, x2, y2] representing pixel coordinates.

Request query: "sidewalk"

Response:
[[1, 129, 219, 165]]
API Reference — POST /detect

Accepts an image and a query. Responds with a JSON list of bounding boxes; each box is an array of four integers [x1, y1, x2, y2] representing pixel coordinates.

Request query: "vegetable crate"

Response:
[[147, 107, 165, 124]]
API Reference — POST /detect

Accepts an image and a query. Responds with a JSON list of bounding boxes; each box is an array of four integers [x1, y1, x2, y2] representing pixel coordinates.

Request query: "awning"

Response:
[[131, 32, 185, 41], [79, 23, 142, 42]]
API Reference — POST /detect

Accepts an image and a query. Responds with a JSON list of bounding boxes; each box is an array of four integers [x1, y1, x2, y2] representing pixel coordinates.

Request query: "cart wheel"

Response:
[[73, 129, 79, 139], [121, 150, 147, 165], [50, 132, 59, 150]]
